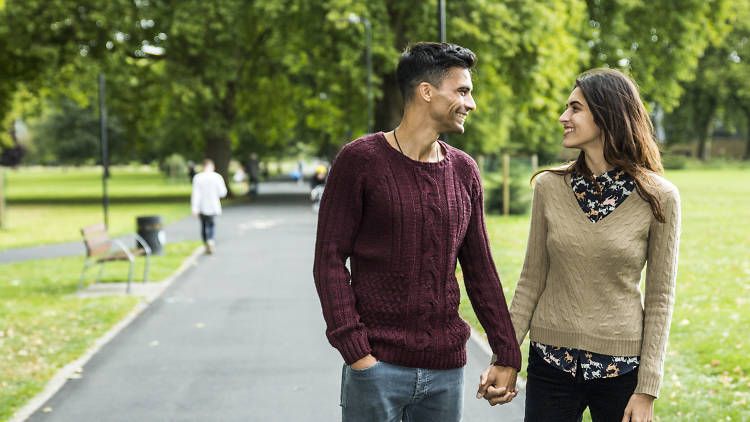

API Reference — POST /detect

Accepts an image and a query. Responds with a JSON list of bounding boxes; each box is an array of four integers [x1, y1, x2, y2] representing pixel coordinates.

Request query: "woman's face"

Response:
[[559, 87, 602, 149]]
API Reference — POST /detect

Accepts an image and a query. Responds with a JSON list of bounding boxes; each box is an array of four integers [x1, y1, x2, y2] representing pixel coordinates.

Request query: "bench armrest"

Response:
[[133, 233, 153, 256], [111, 239, 135, 261]]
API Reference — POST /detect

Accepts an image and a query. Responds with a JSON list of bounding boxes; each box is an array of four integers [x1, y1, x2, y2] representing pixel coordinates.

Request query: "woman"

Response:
[[509, 68, 680, 421]]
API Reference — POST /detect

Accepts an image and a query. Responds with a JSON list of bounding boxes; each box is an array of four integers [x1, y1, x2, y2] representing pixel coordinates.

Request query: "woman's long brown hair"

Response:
[[533, 68, 666, 222]]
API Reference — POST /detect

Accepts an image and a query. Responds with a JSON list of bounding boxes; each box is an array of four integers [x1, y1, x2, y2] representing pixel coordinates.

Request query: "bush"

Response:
[[483, 165, 532, 215], [162, 153, 188, 181], [662, 153, 688, 170]]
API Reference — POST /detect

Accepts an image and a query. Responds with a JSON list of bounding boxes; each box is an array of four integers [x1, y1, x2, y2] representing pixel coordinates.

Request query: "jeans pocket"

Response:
[[349, 360, 382, 374]]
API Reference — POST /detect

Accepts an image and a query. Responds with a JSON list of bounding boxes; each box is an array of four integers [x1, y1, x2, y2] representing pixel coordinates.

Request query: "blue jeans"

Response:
[[340, 361, 464, 422]]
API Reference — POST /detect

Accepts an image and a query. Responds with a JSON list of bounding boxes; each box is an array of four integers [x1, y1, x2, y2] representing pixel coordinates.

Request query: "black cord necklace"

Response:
[[393, 129, 439, 162], [393, 128, 405, 154]]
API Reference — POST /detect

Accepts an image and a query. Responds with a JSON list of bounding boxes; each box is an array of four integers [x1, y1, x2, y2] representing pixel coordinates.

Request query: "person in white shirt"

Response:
[[191, 159, 227, 254]]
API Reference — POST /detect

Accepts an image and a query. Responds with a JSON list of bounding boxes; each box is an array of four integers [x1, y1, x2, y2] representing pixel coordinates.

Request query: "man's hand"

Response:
[[350, 354, 377, 370], [192, 212, 199, 217], [621, 393, 654, 422], [476, 365, 518, 406]]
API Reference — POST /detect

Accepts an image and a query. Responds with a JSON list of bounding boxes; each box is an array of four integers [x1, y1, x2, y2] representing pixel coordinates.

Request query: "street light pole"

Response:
[[98, 73, 110, 229], [438, 0, 446, 42], [347, 14, 374, 134], [364, 18, 373, 134]]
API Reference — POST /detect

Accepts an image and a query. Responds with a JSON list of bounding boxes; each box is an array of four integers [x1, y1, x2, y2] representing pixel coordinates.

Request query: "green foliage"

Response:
[[661, 153, 688, 170], [0, 0, 738, 165], [161, 153, 188, 181], [26, 97, 127, 165], [584, 0, 731, 111], [482, 161, 533, 215]]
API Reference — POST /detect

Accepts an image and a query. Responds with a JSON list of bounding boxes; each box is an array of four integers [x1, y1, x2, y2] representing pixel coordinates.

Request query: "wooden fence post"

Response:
[[503, 153, 510, 216]]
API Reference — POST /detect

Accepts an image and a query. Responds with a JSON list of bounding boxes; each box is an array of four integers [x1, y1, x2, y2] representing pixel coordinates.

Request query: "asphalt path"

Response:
[[25, 183, 524, 421]]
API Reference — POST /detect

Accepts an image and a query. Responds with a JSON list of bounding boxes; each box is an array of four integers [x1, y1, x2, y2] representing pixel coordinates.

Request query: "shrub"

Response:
[[662, 153, 688, 170], [162, 153, 188, 181], [483, 164, 532, 215]]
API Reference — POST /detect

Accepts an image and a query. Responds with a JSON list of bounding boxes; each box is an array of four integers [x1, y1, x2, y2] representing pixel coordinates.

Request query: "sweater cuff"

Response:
[[491, 345, 522, 372], [337, 335, 373, 365], [634, 374, 662, 398]]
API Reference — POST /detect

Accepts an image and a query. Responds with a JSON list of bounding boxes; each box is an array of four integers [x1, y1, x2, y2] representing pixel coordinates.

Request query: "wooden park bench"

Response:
[[78, 223, 152, 294]]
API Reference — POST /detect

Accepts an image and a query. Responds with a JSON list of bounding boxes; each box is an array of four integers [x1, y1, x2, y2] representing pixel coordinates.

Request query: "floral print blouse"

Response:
[[531, 168, 640, 380]]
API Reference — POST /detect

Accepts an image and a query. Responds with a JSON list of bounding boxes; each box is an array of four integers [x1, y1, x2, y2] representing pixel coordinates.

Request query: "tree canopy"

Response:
[[0, 0, 741, 174]]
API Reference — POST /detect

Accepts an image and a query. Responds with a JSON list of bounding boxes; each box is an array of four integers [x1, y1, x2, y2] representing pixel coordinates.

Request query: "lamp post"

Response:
[[346, 14, 373, 134], [438, 0, 446, 42], [98, 73, 110, 229]]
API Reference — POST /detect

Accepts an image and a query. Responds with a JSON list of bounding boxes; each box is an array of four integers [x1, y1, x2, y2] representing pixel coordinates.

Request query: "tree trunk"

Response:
[[695, 107, 716, 161], [205, 135, 233, 198], [374, 72, 403, 132]]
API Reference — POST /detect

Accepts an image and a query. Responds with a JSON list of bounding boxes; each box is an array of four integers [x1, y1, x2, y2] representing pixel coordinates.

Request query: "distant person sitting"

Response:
[[191, 159, 227, 254]]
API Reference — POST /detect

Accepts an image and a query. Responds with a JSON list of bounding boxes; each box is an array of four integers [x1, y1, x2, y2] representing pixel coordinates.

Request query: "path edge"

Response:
[[10, 245, 205, 422]]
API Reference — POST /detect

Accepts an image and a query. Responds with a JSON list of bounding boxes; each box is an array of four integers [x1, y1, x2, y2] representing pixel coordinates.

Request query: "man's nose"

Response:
[[466, 95, 476, 111]]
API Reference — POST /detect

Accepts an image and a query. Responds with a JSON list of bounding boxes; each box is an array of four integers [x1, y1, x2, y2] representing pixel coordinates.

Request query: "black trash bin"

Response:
[[136, 215, 165, 255]]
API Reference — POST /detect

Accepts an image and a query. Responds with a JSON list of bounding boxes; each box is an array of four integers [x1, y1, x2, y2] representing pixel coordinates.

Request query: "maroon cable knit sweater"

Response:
[[313, 132, 521, 370]]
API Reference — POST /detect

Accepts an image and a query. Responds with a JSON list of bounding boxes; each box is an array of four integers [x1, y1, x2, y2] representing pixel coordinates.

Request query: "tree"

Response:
[[662, 0, 749, 160], [584, 0, 731, 111]]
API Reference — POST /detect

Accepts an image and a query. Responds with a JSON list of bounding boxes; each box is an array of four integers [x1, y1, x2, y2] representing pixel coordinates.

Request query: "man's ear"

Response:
[[418, 82, 432, 103]]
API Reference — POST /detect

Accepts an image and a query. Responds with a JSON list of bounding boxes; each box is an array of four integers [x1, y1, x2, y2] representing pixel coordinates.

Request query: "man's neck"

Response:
[[393, 110, 442, 162]]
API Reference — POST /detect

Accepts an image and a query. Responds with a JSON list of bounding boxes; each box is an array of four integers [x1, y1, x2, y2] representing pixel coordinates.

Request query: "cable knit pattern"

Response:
[[313, 132, 521, 371], [508, 170, 681, 397]]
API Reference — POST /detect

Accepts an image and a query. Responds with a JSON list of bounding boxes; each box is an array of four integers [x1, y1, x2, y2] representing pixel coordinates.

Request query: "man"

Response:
[[313, 42, 521, 421], [190, 158, 227, 254]]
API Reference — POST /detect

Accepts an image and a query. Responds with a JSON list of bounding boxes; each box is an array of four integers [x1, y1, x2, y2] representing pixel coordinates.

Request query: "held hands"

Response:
[[621, 393, 655, 422], [350, 354, 378, 370], [477, 365, 519, 406]]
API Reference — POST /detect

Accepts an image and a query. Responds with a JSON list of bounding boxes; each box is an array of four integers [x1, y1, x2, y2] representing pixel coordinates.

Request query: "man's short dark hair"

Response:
[[397, 42, 476, 104]]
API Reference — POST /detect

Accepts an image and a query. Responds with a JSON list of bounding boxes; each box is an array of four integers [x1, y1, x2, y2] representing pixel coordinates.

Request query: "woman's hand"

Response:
[[621, 393, 655, 422]]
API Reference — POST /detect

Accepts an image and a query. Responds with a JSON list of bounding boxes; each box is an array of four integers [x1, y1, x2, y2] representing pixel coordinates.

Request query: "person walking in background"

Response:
[[191, 158, 227, 254], [245, 153, 260, 198], [486, 68, 681, 422], [313, 42, 521, 422]]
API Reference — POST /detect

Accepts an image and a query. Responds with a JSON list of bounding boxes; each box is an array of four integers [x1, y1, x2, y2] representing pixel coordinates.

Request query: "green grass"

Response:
[[0, 240, 201, 421], [0, 166, 246, 250], [459, 168, 750, 421]]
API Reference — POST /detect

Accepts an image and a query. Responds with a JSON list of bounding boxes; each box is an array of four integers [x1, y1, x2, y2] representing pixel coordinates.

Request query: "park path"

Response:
[[20, 182, 524, 421]]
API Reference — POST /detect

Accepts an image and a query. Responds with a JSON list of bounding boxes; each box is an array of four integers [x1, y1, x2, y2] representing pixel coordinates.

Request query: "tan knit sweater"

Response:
[[508, 170, 680, 397]]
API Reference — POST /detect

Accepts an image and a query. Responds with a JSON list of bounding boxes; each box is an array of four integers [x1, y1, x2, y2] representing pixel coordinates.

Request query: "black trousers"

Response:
[[525, 346, 638, 422], [199, 214, 215, 242]]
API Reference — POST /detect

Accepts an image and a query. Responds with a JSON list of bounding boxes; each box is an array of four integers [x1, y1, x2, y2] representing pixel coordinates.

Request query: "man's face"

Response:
[[428, 67, 476, 134]]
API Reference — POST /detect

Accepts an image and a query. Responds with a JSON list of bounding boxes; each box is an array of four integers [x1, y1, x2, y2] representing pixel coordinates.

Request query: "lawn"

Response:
[[0, 166, 246, 250], [458, 168, 750, 421], [0, 240, 201, 422]]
